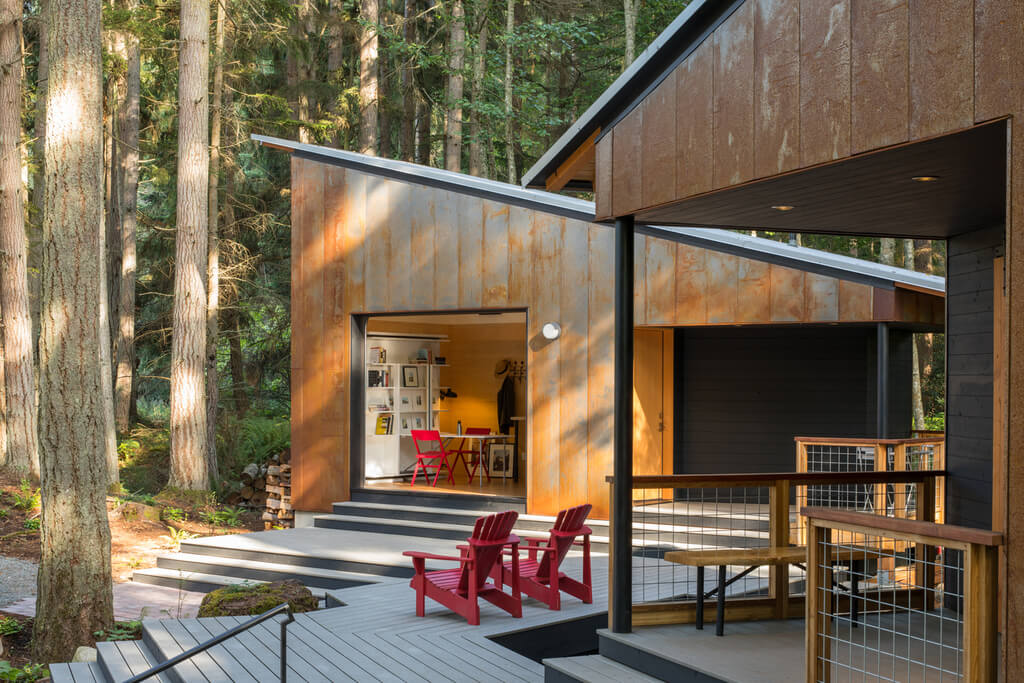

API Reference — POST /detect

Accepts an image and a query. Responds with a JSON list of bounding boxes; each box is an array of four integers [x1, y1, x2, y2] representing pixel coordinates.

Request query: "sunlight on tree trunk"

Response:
[[445, 0, 465, 172], [623, 0, 636, 66], [400, 0, 416, 162], [114, 0, 140, 434], [170, 0, 211, 490], [468, 1, 489, 177], [904, 238, 925, 429], [359, 0, 379, 155], [33, 0, 114, 660], [0, 0, 39, 478], [503, 0, 515, 183]]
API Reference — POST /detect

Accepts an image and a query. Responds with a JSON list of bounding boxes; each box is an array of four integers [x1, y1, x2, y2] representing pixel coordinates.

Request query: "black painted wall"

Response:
[[673, 325, 913, 475], [945, 225, 1002, 529]]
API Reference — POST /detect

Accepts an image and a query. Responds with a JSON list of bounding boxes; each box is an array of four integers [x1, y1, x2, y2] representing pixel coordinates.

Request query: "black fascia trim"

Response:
[[292, 149, 596, 224], [596, 0, 746, 144], [637, 224, 898, 291]]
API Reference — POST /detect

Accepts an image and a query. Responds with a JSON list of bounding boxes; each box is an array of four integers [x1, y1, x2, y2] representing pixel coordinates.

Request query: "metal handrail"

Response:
[[124, 602, 295, 683]]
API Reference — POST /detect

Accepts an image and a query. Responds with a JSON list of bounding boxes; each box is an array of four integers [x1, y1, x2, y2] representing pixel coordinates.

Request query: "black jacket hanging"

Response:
[[497, 375, 515, 434]]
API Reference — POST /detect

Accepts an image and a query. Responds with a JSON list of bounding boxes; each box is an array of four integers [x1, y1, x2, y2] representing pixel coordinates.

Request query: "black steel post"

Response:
[[876, 322, 889, 438], [280, 608, 294, 682], [612, 215, 635, 633]]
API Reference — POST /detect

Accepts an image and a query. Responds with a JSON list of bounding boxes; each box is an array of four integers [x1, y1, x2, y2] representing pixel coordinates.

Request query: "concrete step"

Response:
[[145, 553, 389, 591], [543, 654, 664, 682]]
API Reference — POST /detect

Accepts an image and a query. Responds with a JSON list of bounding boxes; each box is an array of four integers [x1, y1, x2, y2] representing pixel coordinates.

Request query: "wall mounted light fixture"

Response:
[[541, 322, 562, 340]]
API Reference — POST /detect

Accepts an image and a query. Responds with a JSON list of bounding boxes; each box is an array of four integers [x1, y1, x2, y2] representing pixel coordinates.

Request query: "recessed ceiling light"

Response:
[[771, 205, 795, 212], [912, 175, 941, 182]]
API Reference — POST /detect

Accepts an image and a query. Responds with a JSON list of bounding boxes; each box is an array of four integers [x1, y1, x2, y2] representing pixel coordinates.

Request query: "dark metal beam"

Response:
[[876, 322, 889, 438], [612, 215, 635, 633]]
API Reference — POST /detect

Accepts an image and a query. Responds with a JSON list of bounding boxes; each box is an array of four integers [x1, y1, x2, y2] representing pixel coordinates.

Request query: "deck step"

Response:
[[48, 661, 105, 683], [146, 553, 391, 591], [132, 567, 340, 598], [543, 654, 664, 682], [95, 639, 175, 683], [598, 628, 729, 682], [350, 486, 527, 511], [331, 500, 583, 532]]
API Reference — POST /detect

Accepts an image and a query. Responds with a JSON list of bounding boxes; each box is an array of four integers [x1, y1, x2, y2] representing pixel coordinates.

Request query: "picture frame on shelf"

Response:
[[402, 366, 419, 387], [415, 394, 424, 407], [488, 443, 514, 479], [401, 417, 410, 432], [413, 416, 425, 429], [401, 395, 411, 408]]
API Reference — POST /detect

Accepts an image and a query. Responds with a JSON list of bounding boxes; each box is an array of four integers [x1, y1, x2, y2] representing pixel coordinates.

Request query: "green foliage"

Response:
[[161, 526, 197, 550], [0, 508, 8, 519], [162, 506, 187, 523], [217, 416, 290, 485], [200, 507, 244, 528], [118, 427, 170, 494], [9, 482, 39, 511], [0, 617, 22, 637], [93, 621, 143, 642], [0, 662, 48, 683], [21, 518, 39, 532], [117, 438, 142, 462]]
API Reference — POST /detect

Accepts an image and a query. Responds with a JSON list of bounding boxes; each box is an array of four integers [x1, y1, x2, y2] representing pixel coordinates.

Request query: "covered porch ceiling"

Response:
[[632, 119, 1007, 239]]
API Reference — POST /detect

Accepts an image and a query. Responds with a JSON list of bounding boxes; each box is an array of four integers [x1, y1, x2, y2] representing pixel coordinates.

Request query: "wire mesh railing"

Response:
[[805, 508, 1000, 683], [619, 470, 944, 628]]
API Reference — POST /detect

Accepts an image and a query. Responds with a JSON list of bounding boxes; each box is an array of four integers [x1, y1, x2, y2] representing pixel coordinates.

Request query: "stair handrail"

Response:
[[123, 602, 295, 683]]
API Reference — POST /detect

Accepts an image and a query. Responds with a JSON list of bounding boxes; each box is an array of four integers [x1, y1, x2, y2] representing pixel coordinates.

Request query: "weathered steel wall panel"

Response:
[[675, 41, 715, 198], [586, 226, 615, 519], [457, 194, 484, 309], [482, 201, 511, 307], [705, 251, 739, 323], [559, 218, 591, 509], [713, 2, 756, 187], [594, 134, 613, 221], [769, 266, 805, 321], [851, 0, 909, 153], [908, 0, 974, 139], [736, 257, 771, 323], [641, 76, 678, 207], [644, 236, 677, 325], [799, 0, 852, 166], [753, 0, 801, 177], [611, 108, 643, 216]]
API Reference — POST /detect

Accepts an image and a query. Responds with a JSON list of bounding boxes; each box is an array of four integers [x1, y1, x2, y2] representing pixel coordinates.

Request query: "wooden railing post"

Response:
[[964, 542, 998, 682], [806, 520, 831, 683], [770, 479, 791, 618], [795, 440, 808, 545]]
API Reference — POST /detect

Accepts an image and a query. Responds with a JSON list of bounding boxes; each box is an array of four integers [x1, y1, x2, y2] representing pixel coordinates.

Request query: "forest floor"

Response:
[[0, 470, 264, 669]]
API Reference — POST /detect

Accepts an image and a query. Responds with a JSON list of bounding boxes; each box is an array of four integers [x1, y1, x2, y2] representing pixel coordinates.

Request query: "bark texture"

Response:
[[170, 0, 211, 490], [503, 0, 515, 182], [468, 4, 488, 177], [114, 0, 140, 434], [400, 0, 416, 161], [33, 0, 114, 660], [0, 0, 39, 477], [623, 0, 636, 66], [359, 0, 379, 155], [904, 238, 925, 429], [445, 0, 465, 172]]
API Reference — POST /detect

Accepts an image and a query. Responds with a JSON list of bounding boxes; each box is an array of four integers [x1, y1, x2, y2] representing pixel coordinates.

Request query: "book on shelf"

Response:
[[369, 346, 386, 364], [375, 414, 393, 435]]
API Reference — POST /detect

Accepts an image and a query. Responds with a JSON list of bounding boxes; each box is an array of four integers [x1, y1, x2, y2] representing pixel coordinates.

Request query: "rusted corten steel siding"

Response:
[[290, 157, 943, 518], [593, 0, 1019, 222]]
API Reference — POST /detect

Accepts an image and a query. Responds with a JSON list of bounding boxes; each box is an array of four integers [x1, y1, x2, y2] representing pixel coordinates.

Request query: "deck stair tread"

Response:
[[48, 661, 104, 683], [132, 566, 331, 596], [543, 654, 664, 682], [95, 639, 175, 683], [150, 552, 395, 586], [313, 513, 611, 544]]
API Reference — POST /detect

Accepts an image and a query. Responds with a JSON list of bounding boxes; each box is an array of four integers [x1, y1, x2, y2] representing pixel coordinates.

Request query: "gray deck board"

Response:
[[142, 619, 211, 683], [204, 617, 281, 682], [158, 619, 228, 682]]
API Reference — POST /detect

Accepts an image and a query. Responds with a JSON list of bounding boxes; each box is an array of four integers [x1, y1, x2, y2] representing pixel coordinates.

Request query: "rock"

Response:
[[72, 646, 98, 663], [119, 501, 163, 523], [198, 580, 317, 618]]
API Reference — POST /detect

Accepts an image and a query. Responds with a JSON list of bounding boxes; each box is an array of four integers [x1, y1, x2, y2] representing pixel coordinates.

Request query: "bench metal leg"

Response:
[[716, 565, 726, 636], [696, 566, 704, 630]]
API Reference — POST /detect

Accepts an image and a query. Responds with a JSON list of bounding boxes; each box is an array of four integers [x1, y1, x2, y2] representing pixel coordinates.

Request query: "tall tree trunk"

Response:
[[170, 0, 211, 490], [400, 0, 416, 161], [114, 0, 139, 434], [327, 0, 344, 145], [623, 0, 636, 66], [503, 0, 515, 182], [103, 55, 121, 373], [914, 239, 935, 419], [416, 96, 430, 165], [29, 2, 46, 349], [0, 320, 6, 468], [287, 0, 314, 143], [468, 3, 488, 177], [97, 155, 118, 485], [0, 0, 39, 478], [445, 0, 465, 172], [227, 308, 248, 415], [206, 0, 228, 481], [879, 237, 896, 266], [903, 239, 926, 429], [359, 0, 379, 154], [33, 0, 113, 660]]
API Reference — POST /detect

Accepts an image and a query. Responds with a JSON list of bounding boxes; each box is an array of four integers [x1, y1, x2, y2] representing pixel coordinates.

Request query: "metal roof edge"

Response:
[[254, 134, 945, 295], [520, 0, 726, 189], [640, 226, 945, 294], [252, 134, 596, 223]]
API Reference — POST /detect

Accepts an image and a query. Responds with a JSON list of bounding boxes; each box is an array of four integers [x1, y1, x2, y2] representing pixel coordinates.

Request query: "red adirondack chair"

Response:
[[410, 429, 455, 487], [494, 503, 593, 610], [403, 511, 522, 625], [450, 427, 492, 483]]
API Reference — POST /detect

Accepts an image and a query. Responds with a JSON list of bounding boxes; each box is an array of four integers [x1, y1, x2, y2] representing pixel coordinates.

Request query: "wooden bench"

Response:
[[664, 546, 806, 636]]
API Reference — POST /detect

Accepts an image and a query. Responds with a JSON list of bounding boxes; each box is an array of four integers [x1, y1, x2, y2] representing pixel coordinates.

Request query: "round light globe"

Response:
[[541, 322, 561, 340]]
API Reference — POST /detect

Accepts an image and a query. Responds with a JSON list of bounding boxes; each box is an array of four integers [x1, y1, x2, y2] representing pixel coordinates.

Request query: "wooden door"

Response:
[[633, 329, 673, 501]]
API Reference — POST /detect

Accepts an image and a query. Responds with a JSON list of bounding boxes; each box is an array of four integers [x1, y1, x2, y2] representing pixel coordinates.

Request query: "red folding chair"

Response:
[[493, 503, 593, 610], [410, 429, 455, 487], [403, 511, 522, 625], [450, 427, 492, 483]]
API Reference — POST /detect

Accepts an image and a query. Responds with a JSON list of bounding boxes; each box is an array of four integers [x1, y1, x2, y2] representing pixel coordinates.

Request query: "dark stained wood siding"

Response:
[[945, 225, 1002, 530], [290, 158, 943, 516], [675, 326, 912, 475]]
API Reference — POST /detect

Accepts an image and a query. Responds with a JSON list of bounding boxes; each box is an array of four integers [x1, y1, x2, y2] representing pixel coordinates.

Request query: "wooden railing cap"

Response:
[[793, 436, 945, 445], [609, 470, 946, 486], [801, 506, 1003, 547]]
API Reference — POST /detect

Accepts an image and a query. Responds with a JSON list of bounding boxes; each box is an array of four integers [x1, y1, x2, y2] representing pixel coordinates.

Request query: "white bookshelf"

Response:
[[364, 333, 447, 480]]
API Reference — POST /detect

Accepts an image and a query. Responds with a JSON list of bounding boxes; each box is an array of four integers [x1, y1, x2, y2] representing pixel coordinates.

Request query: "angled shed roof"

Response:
[[253, 134, 944, 296]]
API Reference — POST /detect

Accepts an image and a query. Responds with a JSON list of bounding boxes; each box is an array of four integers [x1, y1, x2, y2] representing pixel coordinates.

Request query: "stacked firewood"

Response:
[[230, 449, 293, 529]]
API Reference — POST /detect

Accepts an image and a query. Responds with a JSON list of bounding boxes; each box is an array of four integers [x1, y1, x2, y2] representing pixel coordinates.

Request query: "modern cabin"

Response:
[[259, 135, 943, 523], [522, 0, 1019, 679]]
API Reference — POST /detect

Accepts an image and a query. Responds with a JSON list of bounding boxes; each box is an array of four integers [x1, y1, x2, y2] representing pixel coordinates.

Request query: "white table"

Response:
[[437, 432, 510, 485]]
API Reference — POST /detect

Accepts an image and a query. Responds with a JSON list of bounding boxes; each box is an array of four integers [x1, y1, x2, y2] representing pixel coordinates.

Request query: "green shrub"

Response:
[[94, 621, 142, 642], [216, 415, 290, 488], [10, 482, 39, 511], [0, 662, 48, 683], [22, 518, 39, 532], [200, 507, 244, 528], [0, 508, 8, 520], [162, 506, 186, 523], [0, 617, 22, 637]]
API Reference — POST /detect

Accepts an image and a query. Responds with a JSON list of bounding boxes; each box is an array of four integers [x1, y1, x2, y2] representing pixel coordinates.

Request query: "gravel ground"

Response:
[[0, 557, 37, 608]]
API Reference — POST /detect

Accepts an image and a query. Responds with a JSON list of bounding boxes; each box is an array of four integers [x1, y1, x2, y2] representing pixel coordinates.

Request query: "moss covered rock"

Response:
[[198, 580, 318, 617]]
